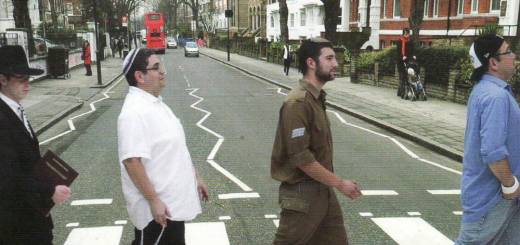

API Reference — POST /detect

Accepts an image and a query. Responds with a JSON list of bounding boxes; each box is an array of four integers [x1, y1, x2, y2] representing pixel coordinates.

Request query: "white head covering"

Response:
[[122, 48, 142, 75]]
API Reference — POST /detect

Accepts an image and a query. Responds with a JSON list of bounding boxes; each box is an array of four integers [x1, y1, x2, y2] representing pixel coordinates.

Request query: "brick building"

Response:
[[350, 0, 519, 49]]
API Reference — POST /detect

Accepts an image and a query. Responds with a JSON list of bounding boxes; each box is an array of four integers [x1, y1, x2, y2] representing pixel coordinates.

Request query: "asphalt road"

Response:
[[39, 48, 463, 245]]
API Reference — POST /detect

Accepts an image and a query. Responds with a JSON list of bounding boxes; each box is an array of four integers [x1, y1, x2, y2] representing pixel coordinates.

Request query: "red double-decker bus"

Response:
[[144, 12, 166, 54]]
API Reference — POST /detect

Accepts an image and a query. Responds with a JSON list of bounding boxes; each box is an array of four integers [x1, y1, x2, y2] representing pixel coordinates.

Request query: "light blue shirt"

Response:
[[461, 74, 520, 223]]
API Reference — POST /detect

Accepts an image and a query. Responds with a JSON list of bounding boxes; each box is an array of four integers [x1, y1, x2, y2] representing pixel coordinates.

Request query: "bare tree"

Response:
[[11, 0, 35, 56], [321, 0, 339, 42], [49, 0, 58, 26], [408, 0, 425, 43], [180, 0, 200, 35], [278, 0, 288, 42]]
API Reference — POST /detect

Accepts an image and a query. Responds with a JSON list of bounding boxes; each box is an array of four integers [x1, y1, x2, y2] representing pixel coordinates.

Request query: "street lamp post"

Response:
[[226, 0, 232, 61], [93, 0, 102, 85]]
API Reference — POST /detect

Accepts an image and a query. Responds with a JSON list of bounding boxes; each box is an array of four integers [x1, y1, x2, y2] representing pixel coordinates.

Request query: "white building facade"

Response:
[[0, 0, 41, 32], [266, 0, 351, 41]]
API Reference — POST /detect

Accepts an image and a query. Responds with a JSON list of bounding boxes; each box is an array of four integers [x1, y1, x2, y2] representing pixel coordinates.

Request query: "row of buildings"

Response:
[[193, 0, 520, 49], [0, 0, 83, 33]]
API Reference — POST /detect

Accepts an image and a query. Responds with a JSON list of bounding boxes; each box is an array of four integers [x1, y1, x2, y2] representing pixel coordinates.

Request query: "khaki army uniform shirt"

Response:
[[271, 79, 333, 184]]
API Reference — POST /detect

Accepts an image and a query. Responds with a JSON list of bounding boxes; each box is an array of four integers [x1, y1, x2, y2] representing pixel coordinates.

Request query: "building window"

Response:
[[393, 0, 400, 17], [300, 9, 306, 26], [290, 13, 294, 27], [337, 7, 342, 25], [471, 0, 478, 13], [318, 6, 324, 25], [457, 0, 464, 15], [433, 0, 439, 17], [270, 15, 274, 28], [424, 0, 430, 17], [491, 0, 500, 11]]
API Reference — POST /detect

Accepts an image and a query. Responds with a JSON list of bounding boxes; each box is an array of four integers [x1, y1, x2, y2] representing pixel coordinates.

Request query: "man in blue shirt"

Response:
[[456, 34, 520, 244]]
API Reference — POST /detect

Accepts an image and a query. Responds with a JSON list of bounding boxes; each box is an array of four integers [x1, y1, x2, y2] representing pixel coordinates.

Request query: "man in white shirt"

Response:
[[118, 48, 209, 245]]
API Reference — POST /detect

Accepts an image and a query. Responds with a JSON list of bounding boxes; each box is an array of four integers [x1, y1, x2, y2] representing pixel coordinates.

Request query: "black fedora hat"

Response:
[[0, 45, 44, 75]]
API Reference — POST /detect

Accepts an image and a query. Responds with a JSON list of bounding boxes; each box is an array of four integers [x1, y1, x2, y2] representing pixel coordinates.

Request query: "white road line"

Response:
[[361, 190, 399, 196], [219, 216, 231, 220], [70, 199, 113, 206], [114, 220, 127, 225], [186, 222, 230, 245], [218, 192, 260, 199], [64, 226, 123, 245], [66, 222, 79, 227], [187, 88, 254, 192], [407, 212, 422, 216], [452, 211, 463, 215], [371, 217, 453, 245], [427, 190, 461, 195], [264, 214, 278, 219], [183, 74, 191, 87], [359, 212, 374, 217], [328, 110, 462, 176], [273, 219, 280, 228], [40, 76, 125, 145], [418, 158, 462, 175]]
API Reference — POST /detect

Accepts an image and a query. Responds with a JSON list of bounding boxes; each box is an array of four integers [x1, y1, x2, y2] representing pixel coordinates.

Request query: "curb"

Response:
[[201, 50, 464, 162], [34, 72, 123, 136], [90, 72, 124, 88], [34, 101, 83, 136]]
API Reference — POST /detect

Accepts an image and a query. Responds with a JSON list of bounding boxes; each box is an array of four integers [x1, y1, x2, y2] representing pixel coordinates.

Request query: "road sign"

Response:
[[122, 16, 128, 27]]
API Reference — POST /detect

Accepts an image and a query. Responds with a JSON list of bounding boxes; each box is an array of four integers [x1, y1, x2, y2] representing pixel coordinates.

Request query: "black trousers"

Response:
[[132, 220, 185, 245], [85, 64, 92, 76], [283, 59, 291, 76]]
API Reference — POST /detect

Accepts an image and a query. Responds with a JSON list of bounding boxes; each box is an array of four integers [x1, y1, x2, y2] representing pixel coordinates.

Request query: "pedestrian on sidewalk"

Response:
[[82, 40, 92, 76], [271, 37, 362, 245], [283, 43, 292, 76], [0, 45, 71, 245], [455, 34, 520, 244], [396, 28, 414, 98], [117, 38, 124, 58], [117, 48, 209, 245]]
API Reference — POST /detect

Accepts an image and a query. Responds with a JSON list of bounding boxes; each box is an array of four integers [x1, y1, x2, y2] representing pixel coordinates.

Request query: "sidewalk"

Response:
[[25, 57, 123, 135], [200, 48, 467, 161]]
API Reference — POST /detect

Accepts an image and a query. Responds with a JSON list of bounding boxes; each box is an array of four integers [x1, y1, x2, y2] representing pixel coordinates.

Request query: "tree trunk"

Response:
[[49, 0, 58, 26], [321, 0, 339, 42], [12, 0, 35, 56], [408, 0, 425, 44], [278, 0, 288, 42]]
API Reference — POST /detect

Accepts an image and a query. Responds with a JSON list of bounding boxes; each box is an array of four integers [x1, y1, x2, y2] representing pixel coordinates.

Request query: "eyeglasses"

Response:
[[139, 63, 167, 75], [494, 50, 515, 57]]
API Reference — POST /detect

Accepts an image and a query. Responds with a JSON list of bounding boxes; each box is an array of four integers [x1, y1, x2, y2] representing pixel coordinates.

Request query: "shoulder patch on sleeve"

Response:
[[291, 127, 305, 138]]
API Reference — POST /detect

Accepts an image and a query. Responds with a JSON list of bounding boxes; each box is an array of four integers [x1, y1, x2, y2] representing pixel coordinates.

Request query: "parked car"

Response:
[[167, 38, 177, 49], [33, 37, 58, 55], [184, 41, 199, 57]]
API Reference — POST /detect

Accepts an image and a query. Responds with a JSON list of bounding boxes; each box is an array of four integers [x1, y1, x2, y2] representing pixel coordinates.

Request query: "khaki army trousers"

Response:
[[273, 181, 348, 245]]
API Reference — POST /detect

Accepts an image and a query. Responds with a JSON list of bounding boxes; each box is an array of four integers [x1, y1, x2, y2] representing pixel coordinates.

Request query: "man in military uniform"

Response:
[[271, 37, 362, 245]]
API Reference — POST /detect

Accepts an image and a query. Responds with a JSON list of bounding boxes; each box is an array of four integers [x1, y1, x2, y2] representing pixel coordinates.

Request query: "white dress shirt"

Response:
[[0, 92, 32, 137], [117, 86, 201, 230]]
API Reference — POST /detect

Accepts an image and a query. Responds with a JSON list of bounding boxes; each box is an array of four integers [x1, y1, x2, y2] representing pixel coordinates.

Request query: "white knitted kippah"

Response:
[[122, 48, 142, 75]]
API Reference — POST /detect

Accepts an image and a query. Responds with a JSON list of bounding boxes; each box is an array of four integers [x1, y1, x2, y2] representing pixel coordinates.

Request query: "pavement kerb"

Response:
[[90, 72, 124, 88], [34, 72, 123, 136], [201, 50, 464, 162]]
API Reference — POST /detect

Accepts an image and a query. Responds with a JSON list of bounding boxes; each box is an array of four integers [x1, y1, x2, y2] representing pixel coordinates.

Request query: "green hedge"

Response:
[[357, 45, 470, 85]]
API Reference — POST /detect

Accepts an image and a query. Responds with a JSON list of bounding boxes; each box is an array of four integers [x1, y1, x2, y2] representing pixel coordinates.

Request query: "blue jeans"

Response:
[[455, 198, 520, 245]]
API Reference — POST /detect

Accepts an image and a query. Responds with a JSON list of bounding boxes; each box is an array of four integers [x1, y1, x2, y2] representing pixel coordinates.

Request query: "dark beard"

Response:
[[315, 66, 334, 83]]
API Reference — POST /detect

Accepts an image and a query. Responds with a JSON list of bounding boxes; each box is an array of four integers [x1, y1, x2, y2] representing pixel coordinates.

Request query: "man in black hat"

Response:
[[0, 45, 71, 244], [456, 34, 520, 244]]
